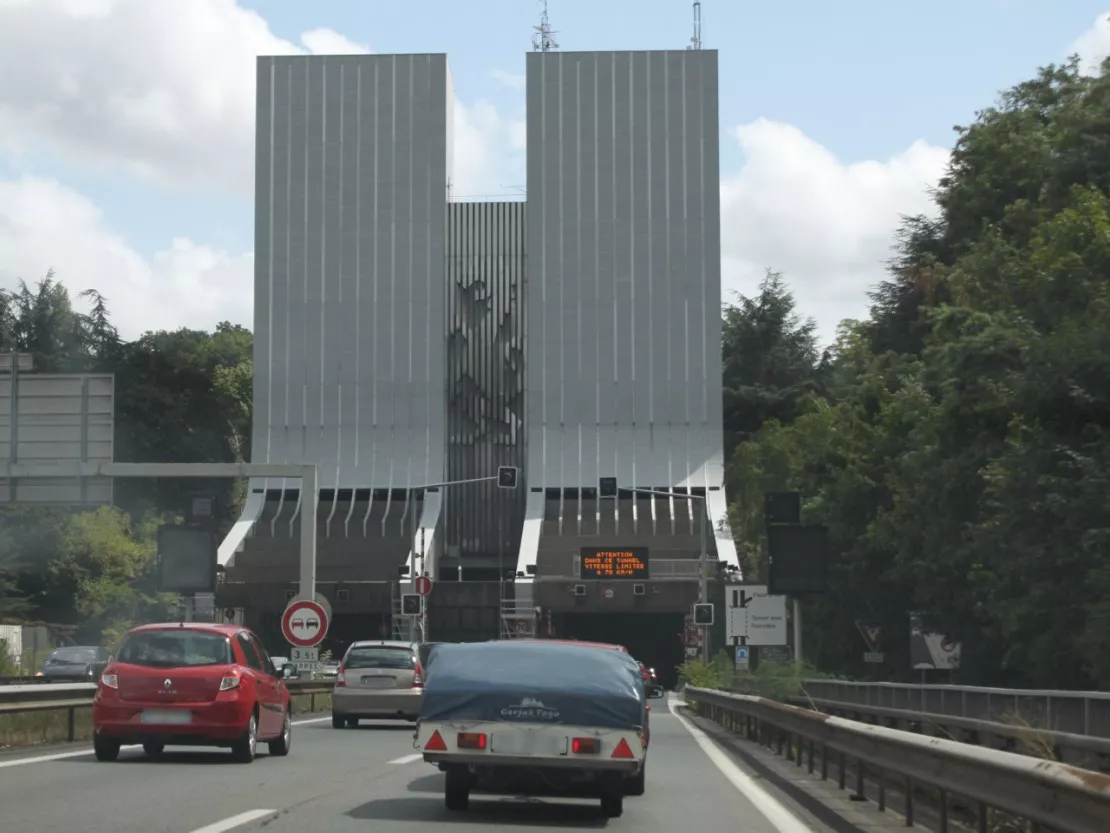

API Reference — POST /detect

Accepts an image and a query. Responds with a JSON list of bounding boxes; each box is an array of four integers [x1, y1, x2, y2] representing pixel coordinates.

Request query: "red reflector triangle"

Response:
[[424, 730, 447, 752], [611, 737, 634, 759]]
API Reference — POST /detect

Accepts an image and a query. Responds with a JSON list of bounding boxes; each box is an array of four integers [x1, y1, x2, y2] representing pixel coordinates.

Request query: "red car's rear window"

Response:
[[116, 629, 233, 669]]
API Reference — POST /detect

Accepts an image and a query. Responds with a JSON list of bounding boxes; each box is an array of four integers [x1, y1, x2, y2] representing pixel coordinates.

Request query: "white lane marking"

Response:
[[668, 698, 812, 833], [0, 744, 141, 769], [187, 809, 275, 833], [0, 715, 334, 769], [388, 752, 423, 764]]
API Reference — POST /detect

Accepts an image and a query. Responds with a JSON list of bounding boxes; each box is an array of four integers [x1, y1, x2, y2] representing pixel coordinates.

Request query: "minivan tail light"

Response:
[[412, 661, 423, 689], [99, 673, 118, 690], [219, 676, 241, 691], [336, 664, 346, 687]]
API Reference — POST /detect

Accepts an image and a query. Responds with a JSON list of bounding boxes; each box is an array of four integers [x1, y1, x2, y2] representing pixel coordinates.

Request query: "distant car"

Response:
[[91, 623, 292, 763], [332, 640, 424, 728], [41, 646, 112, 682]]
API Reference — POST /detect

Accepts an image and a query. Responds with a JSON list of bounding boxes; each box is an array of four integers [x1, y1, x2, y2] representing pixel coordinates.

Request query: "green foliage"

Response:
[[677, 651, 736, 690], [724, 58, 1110, 689], [0, 277, 251, 644]]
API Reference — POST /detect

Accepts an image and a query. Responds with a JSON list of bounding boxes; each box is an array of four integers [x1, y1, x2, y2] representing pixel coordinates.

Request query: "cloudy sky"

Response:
[[0, 0, 1107, 345]]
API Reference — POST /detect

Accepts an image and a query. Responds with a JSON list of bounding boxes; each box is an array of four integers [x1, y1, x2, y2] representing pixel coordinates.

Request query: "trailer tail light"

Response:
[[457, 732, 487, 750], [611, 737, 635, 759], [424, 730, 448, 751], [571, 737, 600, 754], [335, 664, 346, 687], [412, 661, 423, 688]]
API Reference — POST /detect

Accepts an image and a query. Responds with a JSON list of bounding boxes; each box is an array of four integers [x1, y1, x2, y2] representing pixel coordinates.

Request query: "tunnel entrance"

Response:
[[550, 612, 686, 689]]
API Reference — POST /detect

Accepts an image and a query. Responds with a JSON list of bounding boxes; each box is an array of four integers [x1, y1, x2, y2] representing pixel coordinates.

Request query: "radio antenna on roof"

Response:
[[687, 1, 703, 50], [532, 0, 559, 52]]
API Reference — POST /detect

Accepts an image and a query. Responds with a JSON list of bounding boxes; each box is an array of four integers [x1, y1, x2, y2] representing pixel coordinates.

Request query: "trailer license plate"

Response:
[[491, 732, 568, 755]]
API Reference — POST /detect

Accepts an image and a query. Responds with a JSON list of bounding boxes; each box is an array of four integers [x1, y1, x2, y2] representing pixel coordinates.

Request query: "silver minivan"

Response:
[[331, 640, 423, 728]]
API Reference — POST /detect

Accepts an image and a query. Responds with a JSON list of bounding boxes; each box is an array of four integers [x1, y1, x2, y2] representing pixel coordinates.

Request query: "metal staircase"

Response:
[[499, 581, 537, 639], [390, 581, 409, 641]]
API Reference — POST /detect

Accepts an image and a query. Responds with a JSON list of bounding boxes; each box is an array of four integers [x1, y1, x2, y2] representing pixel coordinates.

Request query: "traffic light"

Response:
[[599, 477, 618, 498], [693, 603, 714, 626], [401, 594, 421, 615], [496, 465, 518, 489]]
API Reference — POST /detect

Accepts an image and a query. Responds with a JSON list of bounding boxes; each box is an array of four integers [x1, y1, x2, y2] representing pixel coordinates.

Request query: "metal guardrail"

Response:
[[685, 686, 1110, 833], [801, 680, 1110, 739], [787, 694, 1110, 773], [0, 680, 337, 744], [0, 679, 334, 705]]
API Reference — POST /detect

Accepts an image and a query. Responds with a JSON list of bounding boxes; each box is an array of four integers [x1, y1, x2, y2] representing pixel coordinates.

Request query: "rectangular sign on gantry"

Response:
[[0, 372, 115, 504], [726, 584, 788, 646]]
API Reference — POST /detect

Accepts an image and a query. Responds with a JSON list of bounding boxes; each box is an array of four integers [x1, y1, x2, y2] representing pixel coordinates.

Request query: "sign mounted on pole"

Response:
[[726, 584, 788, 646], [734, 645, 750, 670], [281, 598, 329, 649], [414, 575, 433, 597], [856, 620, 884, 662]]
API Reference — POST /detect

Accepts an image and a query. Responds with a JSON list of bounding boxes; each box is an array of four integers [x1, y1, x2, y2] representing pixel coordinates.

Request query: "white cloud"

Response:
[[0, 176, 252, 340], [720, 119, 949, 344], [490, 69, 526, 91], [0, 0, 370, 196], [1070, 13, 1110, 74]]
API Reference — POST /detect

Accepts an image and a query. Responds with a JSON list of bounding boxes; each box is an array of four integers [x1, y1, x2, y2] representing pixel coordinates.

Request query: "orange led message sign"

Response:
[[580, 547, 650, 580]]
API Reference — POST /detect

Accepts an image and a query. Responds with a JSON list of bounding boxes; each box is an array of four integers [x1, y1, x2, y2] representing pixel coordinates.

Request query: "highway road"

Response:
[[0, 698, 820, 833]]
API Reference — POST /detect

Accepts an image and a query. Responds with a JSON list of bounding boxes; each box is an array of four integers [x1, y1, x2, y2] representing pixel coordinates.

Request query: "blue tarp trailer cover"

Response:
[[419, 641, 646, 730]]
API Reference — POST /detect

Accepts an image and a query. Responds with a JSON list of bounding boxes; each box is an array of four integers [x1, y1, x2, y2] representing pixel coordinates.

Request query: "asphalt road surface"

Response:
[[0, 698, 815, 833]]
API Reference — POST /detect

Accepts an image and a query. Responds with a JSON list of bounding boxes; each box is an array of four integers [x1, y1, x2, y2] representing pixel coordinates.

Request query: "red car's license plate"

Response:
[[140, 710, 192, 724]]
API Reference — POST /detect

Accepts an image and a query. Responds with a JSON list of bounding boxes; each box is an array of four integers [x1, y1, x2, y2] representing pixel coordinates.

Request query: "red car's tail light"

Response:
[[219, 676, 240, 691], [571, 737, 600, 754], [99, 673, 118, 690], [424, 730, 447, 751], [412, 661, 423, 688], [611, 738, 635, 759], [457, 732, 486, 750], [336, 664, 346, 687]]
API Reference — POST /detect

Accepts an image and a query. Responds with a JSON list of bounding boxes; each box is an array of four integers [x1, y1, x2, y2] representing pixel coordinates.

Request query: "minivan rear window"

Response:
[[116, 630, 232, 668], [345, 647, 415, 670]]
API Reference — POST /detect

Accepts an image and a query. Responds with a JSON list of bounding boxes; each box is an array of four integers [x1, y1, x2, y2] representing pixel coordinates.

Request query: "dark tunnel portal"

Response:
[[552, 612, 686, 689]]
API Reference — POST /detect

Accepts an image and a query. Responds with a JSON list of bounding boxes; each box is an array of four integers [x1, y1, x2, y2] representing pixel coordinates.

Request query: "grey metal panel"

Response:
[[445, 202, 526, 561], [0, 373, 114, 504], [525, 50, 724, 490], [252, 54, 450, 490]]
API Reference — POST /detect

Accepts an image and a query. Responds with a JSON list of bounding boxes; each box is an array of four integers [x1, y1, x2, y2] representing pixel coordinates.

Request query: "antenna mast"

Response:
[[532, 0, 559, 52], [687, 1, 702, 50]]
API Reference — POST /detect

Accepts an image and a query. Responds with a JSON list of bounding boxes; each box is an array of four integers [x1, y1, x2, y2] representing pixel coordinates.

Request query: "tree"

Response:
[[724, 59, 1110, 687], [721, 270, 826, 454], [46, 506, 175, 645]]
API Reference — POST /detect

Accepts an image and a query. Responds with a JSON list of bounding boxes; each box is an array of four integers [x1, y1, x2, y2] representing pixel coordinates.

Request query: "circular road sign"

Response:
[[513, 620, 531, 634], [603, 587, 615, 600], [281, 599, 329, 648], [414, 575, 433, 597]]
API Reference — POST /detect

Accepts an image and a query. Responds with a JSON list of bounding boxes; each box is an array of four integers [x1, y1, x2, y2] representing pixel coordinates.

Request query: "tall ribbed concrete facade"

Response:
[[220, 47, 738, 629], [445, 202, 527, 573], [221, 54, 453, 590], [516, 49, 737, 601]]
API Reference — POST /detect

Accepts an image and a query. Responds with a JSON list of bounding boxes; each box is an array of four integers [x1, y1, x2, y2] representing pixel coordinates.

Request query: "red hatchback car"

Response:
[[92, 622, 292, 763]]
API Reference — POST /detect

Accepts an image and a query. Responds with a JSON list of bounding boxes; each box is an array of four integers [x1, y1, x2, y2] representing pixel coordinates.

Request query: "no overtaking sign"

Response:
[[281, 599, 329, 648]]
